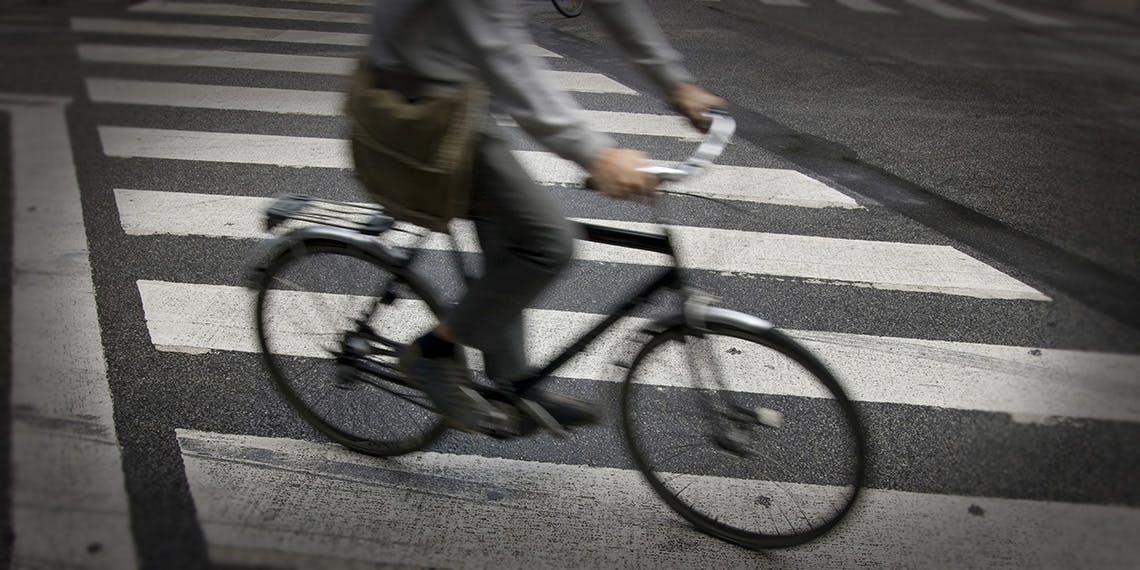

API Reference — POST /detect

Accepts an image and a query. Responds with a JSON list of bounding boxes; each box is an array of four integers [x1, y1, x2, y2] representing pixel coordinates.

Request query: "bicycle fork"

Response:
[[681, 294, 783, 458]]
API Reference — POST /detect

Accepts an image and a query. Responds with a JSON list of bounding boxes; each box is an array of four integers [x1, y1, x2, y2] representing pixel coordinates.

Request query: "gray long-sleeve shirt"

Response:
[[369, 0, 694, 168]]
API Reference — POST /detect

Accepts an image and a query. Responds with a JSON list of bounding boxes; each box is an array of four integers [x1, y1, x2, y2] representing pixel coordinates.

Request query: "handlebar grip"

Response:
[[580, 111, 733, 190], [583, 165, 686, 191], [638, 165, 687, 181]]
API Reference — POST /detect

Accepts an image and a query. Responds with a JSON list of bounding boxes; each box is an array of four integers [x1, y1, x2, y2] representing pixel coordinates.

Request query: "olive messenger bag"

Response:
[[344, 2, 487, 233]]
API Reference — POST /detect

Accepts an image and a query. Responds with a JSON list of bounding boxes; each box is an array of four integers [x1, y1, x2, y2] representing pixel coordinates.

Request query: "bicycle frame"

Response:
[[394, 217, 689, 398], [513, 220, 682, 395], [259, 111, 736, 406]]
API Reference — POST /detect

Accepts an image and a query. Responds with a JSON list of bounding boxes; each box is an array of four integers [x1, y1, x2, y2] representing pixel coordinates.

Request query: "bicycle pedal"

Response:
[[481, 401, 526, 439], [754, 406, 784, 428], [448, 386, 522, 438], [333, 364, 361, 390], [713, 428, 757, 458], [517, 398, 569, 439]]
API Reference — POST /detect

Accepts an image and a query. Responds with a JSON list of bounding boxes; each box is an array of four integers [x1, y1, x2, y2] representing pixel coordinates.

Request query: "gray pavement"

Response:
[[644, 0, 1140, 318]]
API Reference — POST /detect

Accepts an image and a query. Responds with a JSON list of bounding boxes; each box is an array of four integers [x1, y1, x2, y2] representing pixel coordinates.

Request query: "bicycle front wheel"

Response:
[[552, 0, 585, 18], [255, 238, 447, 456], [621, 320, 865, 549]]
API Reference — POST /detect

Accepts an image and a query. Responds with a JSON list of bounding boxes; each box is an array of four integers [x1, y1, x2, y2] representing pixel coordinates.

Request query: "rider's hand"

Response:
[[587, 148, 657, 201], [671, 83, 726, 133]]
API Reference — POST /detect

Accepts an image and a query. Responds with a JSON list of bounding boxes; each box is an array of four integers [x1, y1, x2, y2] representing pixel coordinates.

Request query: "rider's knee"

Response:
[[531, 220, 575, 273]]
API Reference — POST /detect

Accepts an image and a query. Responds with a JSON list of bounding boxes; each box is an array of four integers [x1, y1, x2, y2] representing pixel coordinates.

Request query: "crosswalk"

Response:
[[111, 185, 1044, 298], [748, 0, 1069, 25], [62, 0, 1136, 567], [119, 0, 1074, 26]]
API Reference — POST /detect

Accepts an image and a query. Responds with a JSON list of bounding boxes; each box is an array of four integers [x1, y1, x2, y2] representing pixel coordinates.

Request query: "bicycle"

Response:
[[552, 0, 585, 18], [248, 111, 866, 549]]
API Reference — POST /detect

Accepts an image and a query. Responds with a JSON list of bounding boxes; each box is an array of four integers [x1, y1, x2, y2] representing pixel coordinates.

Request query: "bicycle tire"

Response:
[[255, 238, 447, 456], [552, 0, 585, 18], [620, 320, 865, 549]]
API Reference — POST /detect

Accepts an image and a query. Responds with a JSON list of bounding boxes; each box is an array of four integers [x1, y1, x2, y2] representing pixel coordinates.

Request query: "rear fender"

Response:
[[244, 225, 412, 289]]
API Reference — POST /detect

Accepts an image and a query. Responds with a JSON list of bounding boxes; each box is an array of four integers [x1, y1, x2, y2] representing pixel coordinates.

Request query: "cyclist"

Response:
[[369, 0, 726, 433]]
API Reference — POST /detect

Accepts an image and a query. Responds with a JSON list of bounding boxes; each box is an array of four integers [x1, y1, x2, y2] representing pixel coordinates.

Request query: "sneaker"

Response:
[[399, 343, 507, 434], [521, 388, 602, 427]]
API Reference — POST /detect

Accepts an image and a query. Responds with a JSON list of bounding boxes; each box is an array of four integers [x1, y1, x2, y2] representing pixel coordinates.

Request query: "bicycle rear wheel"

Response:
[[621, 321, 865, 549], [552, 0, 585, 18], [255, 238, 447, 456]]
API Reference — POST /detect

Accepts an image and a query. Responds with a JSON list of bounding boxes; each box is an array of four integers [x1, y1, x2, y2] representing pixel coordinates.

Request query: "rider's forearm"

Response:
[[589, 0, 695, 97]]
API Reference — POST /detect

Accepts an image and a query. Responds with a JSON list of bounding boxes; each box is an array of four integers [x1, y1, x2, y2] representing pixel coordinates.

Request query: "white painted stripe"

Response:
[[498, 111, 701, 140], [80, 43, 355, 75], [835, 0, 897, 13], [87, 78, 342, 115], [904, 0, 987, 20], [112, 188, 1040, 299], [523, 44, 563, 59], [179, 430, 1140, 568], [131, 1, 370, 24], [964, 0, 1069, 26], [275, 0, 371, 6], [515, 154, 859, 208], [1, 93, 137, 567], [101, 130, 860, 209], [73, 17, 370, 46], [78, 45, 629, 93], [87, 79, 691, 138], [99, 126, 345, 167], [136, 281, 1133, 422], [71, 18, 561, 57]]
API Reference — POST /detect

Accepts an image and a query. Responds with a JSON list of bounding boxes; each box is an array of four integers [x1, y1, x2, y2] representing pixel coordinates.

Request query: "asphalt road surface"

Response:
[[2, 0, 1138, 568]]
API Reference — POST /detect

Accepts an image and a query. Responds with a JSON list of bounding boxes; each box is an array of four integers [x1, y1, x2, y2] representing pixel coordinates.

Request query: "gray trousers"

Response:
[[368, 66, 574, 382], [446, 124, 576, 383]]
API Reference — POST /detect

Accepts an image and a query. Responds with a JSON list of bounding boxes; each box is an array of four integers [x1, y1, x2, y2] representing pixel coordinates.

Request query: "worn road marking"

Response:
[[70, 18, 561, 57], [100, 130, 859, 208], [131, 1, 371, 24], [904, 0, 987, 20], [2, 93, 137, 568], [835, 0, 897, 13], [79, 44, 628, 92], [86, 79, 694, 138], [112, 188, 1033, 298], [964, 0, 1069, 26], [134, 281, 1132, 421], [111, 187, 1041, 298], [178, 430, 1140, 569]]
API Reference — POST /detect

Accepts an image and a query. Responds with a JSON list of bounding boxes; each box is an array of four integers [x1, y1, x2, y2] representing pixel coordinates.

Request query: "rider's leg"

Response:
[[406, 123, 572, 431], [419, 125, 598, 426], [445, 124, 574, 363], [449, 126, 599, 425]]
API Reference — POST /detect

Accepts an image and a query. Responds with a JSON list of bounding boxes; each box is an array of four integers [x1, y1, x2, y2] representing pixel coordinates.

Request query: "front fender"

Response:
[[639, 306, 775, 337]]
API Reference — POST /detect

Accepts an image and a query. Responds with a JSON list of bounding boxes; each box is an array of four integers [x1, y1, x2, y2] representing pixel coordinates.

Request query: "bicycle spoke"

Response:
[[257, 244, 446, 456], [622, 324, 864, 548]]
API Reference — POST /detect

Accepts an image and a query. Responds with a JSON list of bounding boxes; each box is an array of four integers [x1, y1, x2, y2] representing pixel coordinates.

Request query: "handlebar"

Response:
[[584, 110, 735, 191], [638, 109, 735, 182]]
